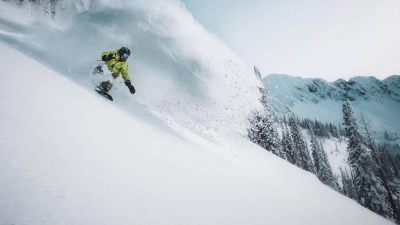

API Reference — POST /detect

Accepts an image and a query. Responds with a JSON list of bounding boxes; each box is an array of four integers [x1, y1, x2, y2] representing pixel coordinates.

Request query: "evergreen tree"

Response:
[[357, 111, 378, 152], [248, 112, 263, 146], [378, 148, 395, 181], [358, 111, 400, 224], [282, 115, 287, 124], [256, 70, 283, 158], [340, 167, 349, 196], [248, 112, 278, 152], [310, 127, 324, 175], [280, 124, 288, 160], [260, 114, 283, 158], [319, 140, 340, 191], [283, 124, 296, 164], [342, 100, 392, 218], [258, 86, 276, 118], [377, 146, 400, 224], [340, 167, 357, 200], [247, 68, 284, 159], [254, 66, 262, 81], [310, 124, 339, 190], [289, 114, 315, 173]]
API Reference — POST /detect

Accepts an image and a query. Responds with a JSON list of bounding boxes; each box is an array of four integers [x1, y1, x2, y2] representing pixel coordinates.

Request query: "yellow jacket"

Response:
[[100, 49, 130, 81]]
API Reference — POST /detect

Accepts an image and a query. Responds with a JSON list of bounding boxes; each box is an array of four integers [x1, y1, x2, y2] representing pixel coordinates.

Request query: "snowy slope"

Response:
[[0, 34, 394, 225], [0, 1, 396, 225], [263, 74, 400, 136]]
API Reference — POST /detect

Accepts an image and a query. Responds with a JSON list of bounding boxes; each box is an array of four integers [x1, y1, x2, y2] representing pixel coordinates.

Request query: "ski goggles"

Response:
[[123, 53, 129, 59]]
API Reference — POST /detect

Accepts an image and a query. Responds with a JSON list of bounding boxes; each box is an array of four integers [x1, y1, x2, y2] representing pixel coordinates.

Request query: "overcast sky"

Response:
[[181, 0, 400, 81]]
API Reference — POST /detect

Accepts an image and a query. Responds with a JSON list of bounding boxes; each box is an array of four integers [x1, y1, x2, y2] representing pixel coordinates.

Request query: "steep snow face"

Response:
[[0, 39, 395, 225], [263, 74, 400, 135], [0, 0, 262, 137]]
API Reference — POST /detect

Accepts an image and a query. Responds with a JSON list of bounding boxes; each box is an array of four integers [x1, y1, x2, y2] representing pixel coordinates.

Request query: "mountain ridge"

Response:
[[265, 74, 400, 103], [262, 74, 400, 135]]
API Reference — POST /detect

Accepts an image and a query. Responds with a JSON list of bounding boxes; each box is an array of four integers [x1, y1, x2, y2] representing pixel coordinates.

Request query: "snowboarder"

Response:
[[97, 47, 136, 95]]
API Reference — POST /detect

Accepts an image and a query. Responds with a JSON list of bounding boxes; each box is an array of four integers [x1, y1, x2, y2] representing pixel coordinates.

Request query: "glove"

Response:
[[101, 53, 114, 62], [112, 73, 118, 79], [125, 80, 136, 94]]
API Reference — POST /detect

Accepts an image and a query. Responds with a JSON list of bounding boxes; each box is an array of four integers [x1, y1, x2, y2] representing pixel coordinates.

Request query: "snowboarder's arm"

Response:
[[100, 51, 115, 61], [120, 62, 130, 81]]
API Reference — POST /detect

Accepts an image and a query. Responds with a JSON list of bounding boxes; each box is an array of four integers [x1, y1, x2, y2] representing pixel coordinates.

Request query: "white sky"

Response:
[[182, 0, 400, 81]]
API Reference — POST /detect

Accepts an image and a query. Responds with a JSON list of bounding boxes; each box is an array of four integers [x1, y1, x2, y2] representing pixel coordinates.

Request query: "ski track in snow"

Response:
[[0, 1, 395, 225]]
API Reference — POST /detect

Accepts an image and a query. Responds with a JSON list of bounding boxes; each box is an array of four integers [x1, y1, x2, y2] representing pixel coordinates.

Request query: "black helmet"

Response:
[[118, 47, 131, 58]]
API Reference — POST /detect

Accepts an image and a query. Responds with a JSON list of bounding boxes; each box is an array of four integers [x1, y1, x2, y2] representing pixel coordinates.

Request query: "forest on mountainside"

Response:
[[249, 67, 400, 224]]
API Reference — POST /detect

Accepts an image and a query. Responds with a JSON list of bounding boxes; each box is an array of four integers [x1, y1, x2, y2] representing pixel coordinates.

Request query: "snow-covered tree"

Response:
[[342, 100, 392, 219], [288, 114, 314, 173], [248, 112, 282, 155], [310, 127, 323, 174], [358, 111, 400, 224], [309, 124, 340, 191], [279, 123, 289, 161], [254, 66, 262, 81], [248, 112, 264, 147], [340, 167, 357, 200], [357, 110, 377, 150], [248, 114, 283, 160], [378, 146, 397, 180], [282, 124, 296, 164], [319, 141, 340, 191], [248, 67, 284, 159]]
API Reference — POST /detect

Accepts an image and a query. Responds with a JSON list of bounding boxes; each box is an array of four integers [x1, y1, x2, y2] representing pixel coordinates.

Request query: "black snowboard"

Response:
[[95, 88, 113, 101]]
